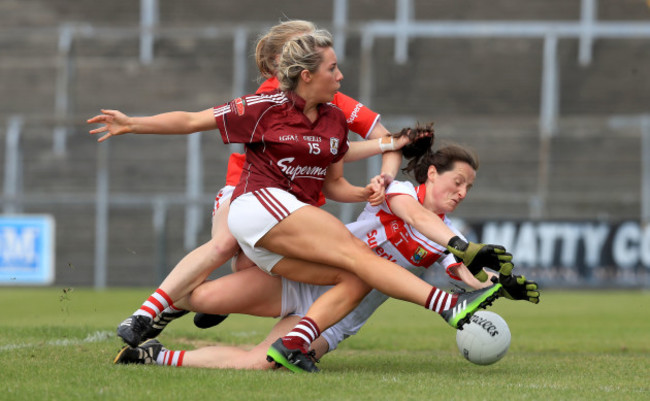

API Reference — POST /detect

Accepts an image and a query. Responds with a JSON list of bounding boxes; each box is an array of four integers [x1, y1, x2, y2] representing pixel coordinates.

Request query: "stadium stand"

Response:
[[0, 0, 647, 286]]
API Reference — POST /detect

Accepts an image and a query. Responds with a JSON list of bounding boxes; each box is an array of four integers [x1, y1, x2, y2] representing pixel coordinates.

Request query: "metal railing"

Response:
[[3, 0, 650, 287], [49, 0, 649, 156], [609, 114, 650, 225]]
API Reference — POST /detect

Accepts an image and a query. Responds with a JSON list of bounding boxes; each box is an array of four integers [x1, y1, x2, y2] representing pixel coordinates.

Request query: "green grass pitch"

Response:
[[1, 288, 648, 400]]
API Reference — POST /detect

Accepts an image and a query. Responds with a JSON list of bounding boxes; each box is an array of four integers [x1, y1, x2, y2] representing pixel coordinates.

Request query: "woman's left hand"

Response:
[[365, 175, 386, 206]]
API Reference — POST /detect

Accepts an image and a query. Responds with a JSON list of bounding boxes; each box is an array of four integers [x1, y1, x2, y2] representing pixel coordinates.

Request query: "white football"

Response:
[[456, 311, 511, 365]]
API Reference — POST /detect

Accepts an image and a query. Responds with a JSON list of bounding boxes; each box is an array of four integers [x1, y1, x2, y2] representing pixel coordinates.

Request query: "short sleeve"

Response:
[[214, 95, 269, 145], [332, 92, 380, 139], [384, 181, 418, 212]]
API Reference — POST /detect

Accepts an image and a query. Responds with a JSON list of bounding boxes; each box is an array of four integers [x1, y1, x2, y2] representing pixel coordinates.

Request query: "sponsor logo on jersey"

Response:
[[374, 246, 397, 262], [231, 97, 246, 116], [302, 136, 322, 142], [279, 134, 299, 141], [277, 157, 328, 180], [330, 137, 339, 155], [412, 246, 428, 263], [347, 103, 363, 124]]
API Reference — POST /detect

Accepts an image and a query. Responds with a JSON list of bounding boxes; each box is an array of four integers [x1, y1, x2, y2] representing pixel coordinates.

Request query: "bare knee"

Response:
[[187, 282, 219, 313], [206, 232, 239, 260], [337, 235, 379, 271], [334, 269, 372, 304]]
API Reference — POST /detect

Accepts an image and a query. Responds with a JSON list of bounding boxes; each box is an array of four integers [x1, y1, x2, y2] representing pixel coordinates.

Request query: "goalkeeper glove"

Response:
[[491, 274, 540, 304], [446, 236, 513, 282]]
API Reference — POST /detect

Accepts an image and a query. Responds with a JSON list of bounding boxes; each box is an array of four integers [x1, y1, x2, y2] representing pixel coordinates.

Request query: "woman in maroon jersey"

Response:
[[90, 28, 511, 373], [87, 20, 415, 350]]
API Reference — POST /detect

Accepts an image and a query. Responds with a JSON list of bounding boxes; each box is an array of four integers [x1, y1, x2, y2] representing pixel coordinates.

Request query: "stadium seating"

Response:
[[0, 0, 646, 285]]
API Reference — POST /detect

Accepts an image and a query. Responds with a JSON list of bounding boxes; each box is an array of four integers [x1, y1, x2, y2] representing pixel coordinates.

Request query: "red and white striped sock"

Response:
[[133, 289, 174, 320], [156, 349, 185, 367], [425, 287, 458, 313], [281, 317, 321, 352], [165, 304, 184, 313]]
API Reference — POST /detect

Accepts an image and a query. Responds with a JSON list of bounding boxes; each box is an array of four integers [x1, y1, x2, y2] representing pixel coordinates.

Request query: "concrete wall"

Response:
[[1, 0, 647, 286]]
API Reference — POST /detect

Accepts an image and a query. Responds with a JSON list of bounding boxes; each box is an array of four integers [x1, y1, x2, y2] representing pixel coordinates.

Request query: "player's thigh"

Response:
[[211, 199, 228, 238], [209, 201, 240, 257], [211, 200, 234, 241], [271, 257, 356, 287], [188, 267, 282, 317], [258, 205, 372, 269]]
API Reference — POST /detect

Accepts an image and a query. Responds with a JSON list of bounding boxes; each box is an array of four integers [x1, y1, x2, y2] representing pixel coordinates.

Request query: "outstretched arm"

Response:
[[388, 192, 511, 281], [87, 108, 217, 142], [387, 193, 457, 247], [343, 122, 410, 175]]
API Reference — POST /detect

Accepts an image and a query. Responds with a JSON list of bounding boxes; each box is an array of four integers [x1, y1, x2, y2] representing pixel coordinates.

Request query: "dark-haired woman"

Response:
[[114, 139, 539, 370]]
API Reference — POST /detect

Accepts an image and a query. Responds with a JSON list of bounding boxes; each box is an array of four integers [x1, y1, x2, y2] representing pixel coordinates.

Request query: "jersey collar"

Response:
[[285, 90, 307, 112], [415, 183, 445, 220], [415, 183, 426, 205]]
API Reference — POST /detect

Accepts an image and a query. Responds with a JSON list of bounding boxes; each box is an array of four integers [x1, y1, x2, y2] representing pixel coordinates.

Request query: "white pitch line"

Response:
[[0, 330, 114, 352]]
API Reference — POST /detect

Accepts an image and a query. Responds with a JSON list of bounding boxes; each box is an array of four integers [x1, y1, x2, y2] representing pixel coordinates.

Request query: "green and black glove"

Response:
[[446, 236, 513, 282], [491, 273, 540, 304]]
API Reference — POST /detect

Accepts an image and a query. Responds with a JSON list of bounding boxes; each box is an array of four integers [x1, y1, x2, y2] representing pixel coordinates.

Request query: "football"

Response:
[[456, 311, 511, 365]]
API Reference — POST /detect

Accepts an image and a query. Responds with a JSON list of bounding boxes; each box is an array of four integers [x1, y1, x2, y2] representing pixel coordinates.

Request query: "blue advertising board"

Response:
[[0, 215, 55, 285]]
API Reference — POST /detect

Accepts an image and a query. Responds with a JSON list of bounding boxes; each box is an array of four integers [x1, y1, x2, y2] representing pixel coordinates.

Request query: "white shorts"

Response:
[[212, 185, 235, 216], [281, 278, 393, 352], [228, 188, 308, 273], [279, 268, 432, 353]]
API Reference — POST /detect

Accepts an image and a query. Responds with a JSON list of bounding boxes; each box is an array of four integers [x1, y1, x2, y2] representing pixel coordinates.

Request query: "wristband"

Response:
[[378, 137, 396, 153]]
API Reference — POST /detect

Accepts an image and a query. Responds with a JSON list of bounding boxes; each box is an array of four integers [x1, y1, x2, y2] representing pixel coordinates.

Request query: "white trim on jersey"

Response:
[[212, 104, 230, 117], [363, 114, 381, 139], [212, 92, 288, 119], [245, 92, 287, 107]]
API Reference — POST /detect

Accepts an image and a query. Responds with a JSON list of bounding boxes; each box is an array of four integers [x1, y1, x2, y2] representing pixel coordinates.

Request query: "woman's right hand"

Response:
[[87, 109, 132, 142]]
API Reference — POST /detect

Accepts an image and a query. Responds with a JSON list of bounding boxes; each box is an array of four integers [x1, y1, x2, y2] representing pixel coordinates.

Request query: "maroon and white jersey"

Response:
[[214, 89, 349, 205], [347, 180, 463, 277]]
